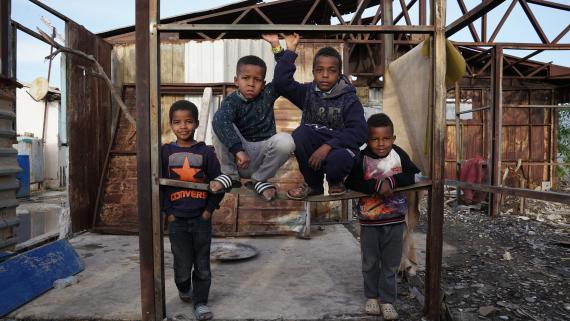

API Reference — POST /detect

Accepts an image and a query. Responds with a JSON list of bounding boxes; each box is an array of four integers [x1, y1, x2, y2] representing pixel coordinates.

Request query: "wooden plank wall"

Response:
[[66, 21, 113, 232], [445, 78, 559, 188]]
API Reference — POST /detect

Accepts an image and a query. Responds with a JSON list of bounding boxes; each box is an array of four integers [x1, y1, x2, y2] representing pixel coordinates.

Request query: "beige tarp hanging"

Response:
[[383, 38, 466, 175]]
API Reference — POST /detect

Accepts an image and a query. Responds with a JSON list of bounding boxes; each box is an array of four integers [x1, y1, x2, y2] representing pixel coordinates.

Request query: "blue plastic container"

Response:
[[16, 155, 30, 198]]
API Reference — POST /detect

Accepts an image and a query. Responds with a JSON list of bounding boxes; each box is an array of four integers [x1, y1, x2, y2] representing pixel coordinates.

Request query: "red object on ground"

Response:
[[459, 156, 488, 205]]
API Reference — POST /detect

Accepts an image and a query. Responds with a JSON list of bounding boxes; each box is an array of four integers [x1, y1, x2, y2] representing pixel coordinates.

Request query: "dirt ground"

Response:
[[348, 193, 570, 321]]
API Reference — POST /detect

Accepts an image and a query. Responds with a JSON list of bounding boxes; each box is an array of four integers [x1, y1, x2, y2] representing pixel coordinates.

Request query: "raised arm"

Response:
[[270, 33, 308, 109]]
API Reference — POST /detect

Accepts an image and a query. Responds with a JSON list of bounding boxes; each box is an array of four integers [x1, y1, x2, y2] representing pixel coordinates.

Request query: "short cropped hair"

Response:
[[169, 100, 199, 123], [236, 55, 267, 77], [313, 47, 342, 71], [367, 113, 394, 133]]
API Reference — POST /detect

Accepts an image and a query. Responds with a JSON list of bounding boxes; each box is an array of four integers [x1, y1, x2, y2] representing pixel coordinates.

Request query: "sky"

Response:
[[11, 0, 570, 88]]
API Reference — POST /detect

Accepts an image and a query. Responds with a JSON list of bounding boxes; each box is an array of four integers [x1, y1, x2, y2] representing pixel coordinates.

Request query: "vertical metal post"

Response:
[[424, 0, 446, 319], [454, 83, 461, 205], [382, 0, 393, 68], [0, 0, 11, 79], [489, 47, 503, 217], [419, 0, 427, 26], [135, 0, 165, 320]]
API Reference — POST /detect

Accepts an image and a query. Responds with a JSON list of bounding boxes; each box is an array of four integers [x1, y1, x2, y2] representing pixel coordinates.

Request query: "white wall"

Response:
[[16, 87, 61, 189]]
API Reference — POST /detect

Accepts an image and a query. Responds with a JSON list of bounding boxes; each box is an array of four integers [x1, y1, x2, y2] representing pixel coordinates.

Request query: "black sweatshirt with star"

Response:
[[160, 142, 224, 218]]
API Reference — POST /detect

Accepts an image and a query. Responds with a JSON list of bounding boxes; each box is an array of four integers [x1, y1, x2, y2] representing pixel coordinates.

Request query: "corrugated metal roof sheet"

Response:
[[184, 39, 281, 83]]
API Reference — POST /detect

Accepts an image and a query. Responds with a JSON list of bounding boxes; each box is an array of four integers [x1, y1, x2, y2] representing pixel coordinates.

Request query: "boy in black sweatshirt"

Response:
[[266, 33, 367, 200], [345, 113, 420, 320], [161, 100, 224, 320]]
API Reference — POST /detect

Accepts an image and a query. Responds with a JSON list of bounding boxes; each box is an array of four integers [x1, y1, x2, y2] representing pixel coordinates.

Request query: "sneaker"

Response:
[[194, 304, 213, 320], [365, 298, 380, 315], [381, 303, 399, 320], [178, 289, 192, 303]]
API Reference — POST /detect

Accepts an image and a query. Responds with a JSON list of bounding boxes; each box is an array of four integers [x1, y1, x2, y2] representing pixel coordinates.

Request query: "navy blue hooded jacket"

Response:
[[273, 50, 367, 153]]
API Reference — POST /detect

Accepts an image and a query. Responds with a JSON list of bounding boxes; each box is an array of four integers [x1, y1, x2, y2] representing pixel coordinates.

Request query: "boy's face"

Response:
[[313, 56, 340, 92], [234, 64, 266, 100], [367, 126, 395, 158], [170, 109, 198, 142]]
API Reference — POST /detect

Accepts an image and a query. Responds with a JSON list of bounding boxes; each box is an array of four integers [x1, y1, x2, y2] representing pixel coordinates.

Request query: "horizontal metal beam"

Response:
[[446, 180, 570, 205], [446, 0, 506, 37], [159, 178, 433, 199], [28, 0, 72, 23], [504, 104, 570, 108], [526, 0, 570, 11], [11, 20, 53, 45], [157, 24, 435, 34], [456, 106, 490, 115], [452, 42, 570, 49]]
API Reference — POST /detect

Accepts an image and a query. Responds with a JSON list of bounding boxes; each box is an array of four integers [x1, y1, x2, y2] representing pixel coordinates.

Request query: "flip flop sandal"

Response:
[[381, 303, 399, 320], [208, 174, 239, 194], [365, 298, 381, 315], [245, 181, 277, 201], [194, 304, 213, 320], [286, 183, 323, 200]]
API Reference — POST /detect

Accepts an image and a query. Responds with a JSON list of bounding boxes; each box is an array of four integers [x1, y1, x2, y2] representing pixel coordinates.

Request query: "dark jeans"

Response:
[[292, 125, 355, 191], [360, 223, 404, 303], [168, 216, 212, 306]]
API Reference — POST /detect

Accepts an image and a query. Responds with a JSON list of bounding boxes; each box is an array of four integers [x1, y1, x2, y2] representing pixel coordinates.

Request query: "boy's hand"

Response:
[[308, 144, 332, 170], [379, 179, 393, 196], [235, 151, 250, 169], [201, 210, 212, 221], [285, 33, 300, 52], [262, 33, 280, 48]]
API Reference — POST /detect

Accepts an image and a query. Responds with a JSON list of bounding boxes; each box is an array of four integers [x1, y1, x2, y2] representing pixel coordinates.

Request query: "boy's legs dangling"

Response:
[[290, 125, 326, 196], [290, 124, 354, 198]]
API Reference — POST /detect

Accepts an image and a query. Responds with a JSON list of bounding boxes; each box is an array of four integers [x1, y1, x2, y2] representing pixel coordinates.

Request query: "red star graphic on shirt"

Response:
[[171, 157, 203, 182]]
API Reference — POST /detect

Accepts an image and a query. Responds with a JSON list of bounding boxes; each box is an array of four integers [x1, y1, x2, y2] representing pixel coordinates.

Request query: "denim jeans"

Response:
[[168, 215, 212, 306], [360, 223, 404, 303]]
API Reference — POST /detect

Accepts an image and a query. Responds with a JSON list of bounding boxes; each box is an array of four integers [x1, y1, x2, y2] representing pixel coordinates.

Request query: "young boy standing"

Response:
[[161, 100, 224, 321], [266, 33, 367, 199], [345, 113, 420, 320], [211, 49, 295, 201]]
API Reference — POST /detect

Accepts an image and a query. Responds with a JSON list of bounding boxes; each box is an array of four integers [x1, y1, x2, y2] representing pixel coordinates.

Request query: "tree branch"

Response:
[[38, 28, 136, 128]]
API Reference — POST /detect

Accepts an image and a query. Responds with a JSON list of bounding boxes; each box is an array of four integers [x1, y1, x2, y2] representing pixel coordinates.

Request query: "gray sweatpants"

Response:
[[360, 223, 405, 303], [213, 130, 295, 183]]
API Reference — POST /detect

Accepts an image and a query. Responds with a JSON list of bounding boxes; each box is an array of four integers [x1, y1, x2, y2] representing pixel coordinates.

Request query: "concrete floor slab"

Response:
[[9, 225, 368, 320]]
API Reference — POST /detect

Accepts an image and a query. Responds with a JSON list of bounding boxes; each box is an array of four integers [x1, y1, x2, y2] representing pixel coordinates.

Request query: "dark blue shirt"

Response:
[[160, 142, 224, 218]]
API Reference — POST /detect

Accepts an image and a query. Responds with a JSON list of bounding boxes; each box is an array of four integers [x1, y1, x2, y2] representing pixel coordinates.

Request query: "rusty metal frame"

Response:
[[136, 1, 447, 320]]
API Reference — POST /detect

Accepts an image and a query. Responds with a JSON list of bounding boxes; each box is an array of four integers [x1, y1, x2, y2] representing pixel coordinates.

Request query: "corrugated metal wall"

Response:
[[0, 0, 19, 251]]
